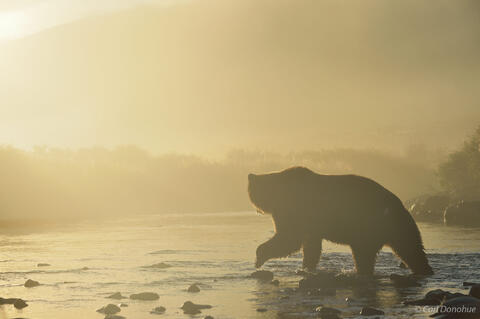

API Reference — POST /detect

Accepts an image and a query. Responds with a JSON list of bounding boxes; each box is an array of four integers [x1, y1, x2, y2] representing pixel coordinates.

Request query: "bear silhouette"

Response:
[[248, 166, 433, 275]]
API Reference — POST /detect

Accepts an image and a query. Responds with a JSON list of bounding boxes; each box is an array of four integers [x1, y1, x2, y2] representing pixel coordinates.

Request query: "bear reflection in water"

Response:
[[247, 166, 434, 276]]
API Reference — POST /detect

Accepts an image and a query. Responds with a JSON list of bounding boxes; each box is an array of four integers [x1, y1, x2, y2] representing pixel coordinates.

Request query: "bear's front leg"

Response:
[[255, 232, 302, 268]]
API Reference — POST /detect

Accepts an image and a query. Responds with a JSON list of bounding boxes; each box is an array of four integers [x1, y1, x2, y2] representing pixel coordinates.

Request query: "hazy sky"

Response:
[[0, 0, 479, 156], [0, 0, 181, 40]]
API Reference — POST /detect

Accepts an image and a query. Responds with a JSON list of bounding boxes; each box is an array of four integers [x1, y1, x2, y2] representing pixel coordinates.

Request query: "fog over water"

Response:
[[0, 2, 479, 319], [0, 146, 440, 221]]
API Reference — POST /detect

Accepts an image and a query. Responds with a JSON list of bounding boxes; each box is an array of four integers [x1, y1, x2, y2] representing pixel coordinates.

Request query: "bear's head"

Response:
[[248, 166, 314, 215]]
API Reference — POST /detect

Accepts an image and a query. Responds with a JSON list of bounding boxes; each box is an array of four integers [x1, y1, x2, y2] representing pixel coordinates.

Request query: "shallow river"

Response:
[[1, 212, 479, 319]]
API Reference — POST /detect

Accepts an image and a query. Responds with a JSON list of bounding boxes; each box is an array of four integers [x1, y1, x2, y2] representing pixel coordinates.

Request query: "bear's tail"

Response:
[[387, 206, 434, 275]]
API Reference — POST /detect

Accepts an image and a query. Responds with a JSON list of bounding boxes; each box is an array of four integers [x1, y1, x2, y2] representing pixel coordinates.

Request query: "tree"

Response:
[[438, 126, 480, 200]]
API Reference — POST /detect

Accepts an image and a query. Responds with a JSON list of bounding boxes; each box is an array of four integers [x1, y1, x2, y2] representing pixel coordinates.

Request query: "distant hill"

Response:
[[0, 0, 479, 153]]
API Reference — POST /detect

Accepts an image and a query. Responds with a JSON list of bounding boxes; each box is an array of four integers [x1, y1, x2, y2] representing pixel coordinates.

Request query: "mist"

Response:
[[0, 0, 479, 155], [1, 2, 480, 318], [0, 145, 440, 222]]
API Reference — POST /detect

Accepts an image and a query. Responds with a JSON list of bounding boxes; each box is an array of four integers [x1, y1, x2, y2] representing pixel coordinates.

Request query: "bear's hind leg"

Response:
[[351, 244, 382, 276], [302, 238, 322, 272], [256, 232, 302, 268]]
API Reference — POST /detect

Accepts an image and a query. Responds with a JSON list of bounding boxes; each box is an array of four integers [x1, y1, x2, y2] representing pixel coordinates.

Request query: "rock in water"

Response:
[[360, 307, 384, 316], [142, 262, 172, 269], [470, 285, 480, 299], [0, 298, 19, 305], [104, 316, 126, 319], [24, 279, 40, 288], [181, 301, 212, 315], [107, 292, 126, 300], [464, 282, 480, 286], [151, 306, 166, 314], [37, 263, 51, 267], [431, 296, 480, 318], [130, 292, 159, 301], [203, 316, 214, 319], [96, 304, 121, 315], [187, 284, 200, 293], [315, 306, 341, 317], [256, 308, 267, 312], [249, 270, 274, 282], [271, 279, 280, 286], [426, 289, 450, 302], [13, 299, 28, 309], [425, 289, 466, 303]]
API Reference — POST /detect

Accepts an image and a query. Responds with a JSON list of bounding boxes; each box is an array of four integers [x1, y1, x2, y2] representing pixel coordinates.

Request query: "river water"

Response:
[[0, 212, 479, 319]]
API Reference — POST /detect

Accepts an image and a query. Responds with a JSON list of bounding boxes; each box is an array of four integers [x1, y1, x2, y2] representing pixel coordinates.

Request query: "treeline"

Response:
[[0, 145, 440, 221], [438, 126, 480, 201]]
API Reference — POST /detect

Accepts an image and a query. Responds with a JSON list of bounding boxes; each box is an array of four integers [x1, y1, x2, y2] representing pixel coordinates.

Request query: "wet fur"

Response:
[[248, 167, 433, 275]]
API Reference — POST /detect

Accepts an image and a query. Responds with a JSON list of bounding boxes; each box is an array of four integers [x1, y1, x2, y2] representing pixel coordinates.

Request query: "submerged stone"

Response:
[[107, 292, 126, 300], [0, 298, 19, 305], [249, 270, 274, 282], [181, 301, 212, 315], [271, 279, 280, 286], [96, 304, 121, 315], [425, 289, 466, 302], [360, 306, 384, 316], [13, 299, 28, 309], [24, 279, 40, 288], [150, 306, 166, 314], [142, 263, 172, 269], [187, 284, 200, 293], [37, 263, 51, 267], [129, 292, 159, 301], [315, 306, 341, 316]]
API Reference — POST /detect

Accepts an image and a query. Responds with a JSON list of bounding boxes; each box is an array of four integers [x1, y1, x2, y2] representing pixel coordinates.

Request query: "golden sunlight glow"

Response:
[[0, 10, 29, 40], [0, 1, 181, 42], [0, 2, 479, 318]]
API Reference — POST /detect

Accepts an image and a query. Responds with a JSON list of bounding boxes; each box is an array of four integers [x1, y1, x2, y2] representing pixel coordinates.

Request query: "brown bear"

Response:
[[248, 166, 433, 275]]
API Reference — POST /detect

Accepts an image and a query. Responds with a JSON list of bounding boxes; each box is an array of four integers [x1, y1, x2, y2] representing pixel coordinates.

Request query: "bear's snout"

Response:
[[247, 173, 256, 196], [247, 173, 259, 207]]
